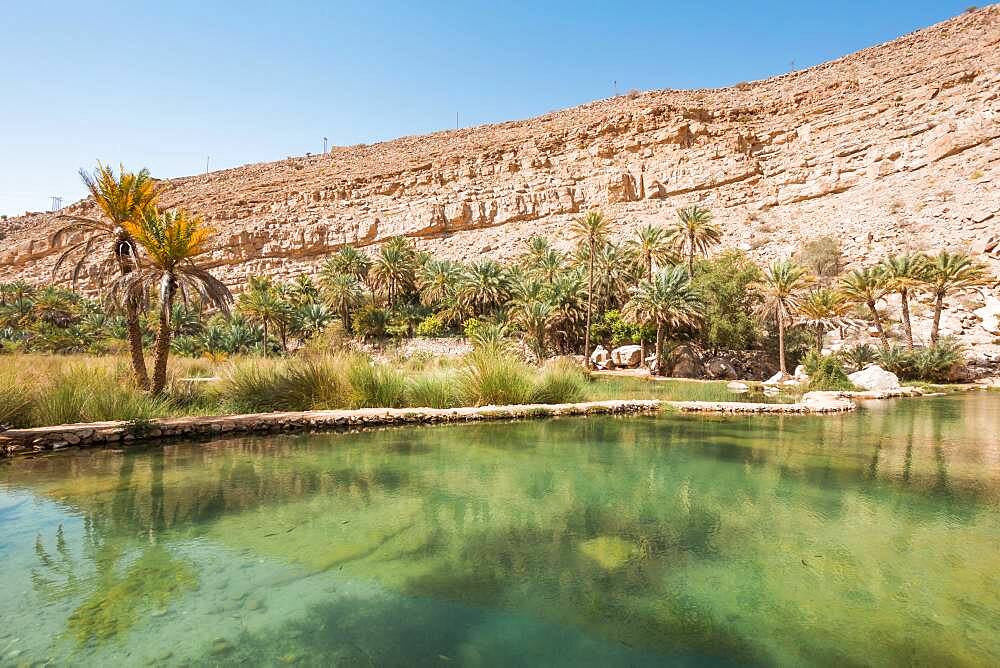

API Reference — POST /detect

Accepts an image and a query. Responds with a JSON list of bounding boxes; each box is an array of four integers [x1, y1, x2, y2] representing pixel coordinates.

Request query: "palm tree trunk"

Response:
[[151, 279, 175, 395], [584, 241, 595, 367], [868, 299, 889, 348], [654, 322, 664, 376], [687, 233, 695, 277], [262, 320, 269, 356], [816, 324, 824, 353], [125, 300, 150, 389], [778, 313, 787, 375], [341, 304, 352, 334], [900, 288, 914, 350], [930, 292, 944, 346]]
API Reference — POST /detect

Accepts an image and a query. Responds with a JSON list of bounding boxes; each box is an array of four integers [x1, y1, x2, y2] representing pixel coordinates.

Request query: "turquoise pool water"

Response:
[[1, 393, 999, 666]]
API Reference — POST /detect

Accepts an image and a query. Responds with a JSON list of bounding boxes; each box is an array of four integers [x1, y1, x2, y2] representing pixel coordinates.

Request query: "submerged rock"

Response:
[[848, 365, 901, 391]]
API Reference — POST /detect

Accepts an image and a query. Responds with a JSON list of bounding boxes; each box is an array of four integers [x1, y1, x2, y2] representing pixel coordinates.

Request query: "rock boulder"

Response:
[[848, 365, 901, 391], [611, 345, 643, 368]]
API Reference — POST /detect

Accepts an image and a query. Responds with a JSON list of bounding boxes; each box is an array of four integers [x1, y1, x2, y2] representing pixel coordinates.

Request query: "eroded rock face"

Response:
[[2, 9, 998, 336]]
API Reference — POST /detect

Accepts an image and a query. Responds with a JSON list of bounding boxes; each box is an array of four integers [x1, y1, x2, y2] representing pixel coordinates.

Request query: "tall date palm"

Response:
[[51, 163, 160, 388], [623, 266, 703, 376], [115, 208, 231, 393], [570, 211, 609, 365], [671, 205, 720, 276], [924, 251, 991, 345], [880, 254, 929, 350], [755, 260, 811, 375], [840, 267, 891, 348]]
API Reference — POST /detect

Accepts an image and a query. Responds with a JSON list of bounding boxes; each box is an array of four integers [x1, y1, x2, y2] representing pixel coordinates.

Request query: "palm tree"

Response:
[[325, 245, 371, 283], [51, 163, 160, 388], [370, 237, 416, 307], [880, 254, 930, 350], [622, 266, 703, 376], [570, 211, 610, 365], [532, 248, 566, 284], [237, 283, 286, 354], [671, 205, 720, 276], [294, 303, 332, 339], [797, 288, 855, 352], [840, 268, 891, 348], [627, 224, 676, 280], [115, 208, 231, 393], [924, 251, 991, 345], [755, 260, 811, 375], [287, 275, 320, 307], [546, 271, 586, 355], [513, 300, 555, 360], [593, 242, 635, 313], [320, 273, 363, 334], [458, 260, 511, 316], [523, 237, 552, 267], [418, 259, 462, 307]]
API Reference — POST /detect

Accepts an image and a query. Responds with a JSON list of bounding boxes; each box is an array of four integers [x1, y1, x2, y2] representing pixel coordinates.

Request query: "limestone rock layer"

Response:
[[2, 6, 999, 287]]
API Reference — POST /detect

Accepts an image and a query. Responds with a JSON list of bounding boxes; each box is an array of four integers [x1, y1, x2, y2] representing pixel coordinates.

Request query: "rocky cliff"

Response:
[[2, 6, 999, 341]]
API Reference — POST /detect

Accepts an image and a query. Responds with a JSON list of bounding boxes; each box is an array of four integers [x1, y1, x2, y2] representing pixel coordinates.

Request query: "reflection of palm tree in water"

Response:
[[32, 451, 198, 645], [931, 414, 950, 496]]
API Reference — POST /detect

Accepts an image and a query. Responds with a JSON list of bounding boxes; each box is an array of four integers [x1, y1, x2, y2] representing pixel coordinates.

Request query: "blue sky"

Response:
[[0, 0, 975, 217]]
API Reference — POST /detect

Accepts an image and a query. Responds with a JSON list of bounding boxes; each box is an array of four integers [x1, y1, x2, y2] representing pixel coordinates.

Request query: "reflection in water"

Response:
[[0, 394, 999, 666]]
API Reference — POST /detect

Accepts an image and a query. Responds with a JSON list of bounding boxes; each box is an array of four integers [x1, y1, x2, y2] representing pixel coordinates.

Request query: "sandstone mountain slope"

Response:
[[2, 6, 998, 300]]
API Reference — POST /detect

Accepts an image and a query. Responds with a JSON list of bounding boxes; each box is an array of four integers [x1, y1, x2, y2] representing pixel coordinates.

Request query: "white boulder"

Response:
[[726, 381, 750, 393], [848, 365, 901, 391], [764, 371, 785, 385], [590, 345, 611, 370]]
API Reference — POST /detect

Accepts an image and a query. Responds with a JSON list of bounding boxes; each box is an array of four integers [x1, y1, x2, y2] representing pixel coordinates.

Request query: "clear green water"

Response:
[[2, 394, 1000, 667]]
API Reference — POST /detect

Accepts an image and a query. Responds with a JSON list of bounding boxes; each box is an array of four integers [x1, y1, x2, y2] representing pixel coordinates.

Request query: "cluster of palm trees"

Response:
[[50, 163, 230, 393], [757, 251, 992, 376], [16, 161, 995, 389], [306, 205, 720, 372]]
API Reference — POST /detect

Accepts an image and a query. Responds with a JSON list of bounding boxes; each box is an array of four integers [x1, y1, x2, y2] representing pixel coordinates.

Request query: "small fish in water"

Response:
[[438, 655, 452, 662]]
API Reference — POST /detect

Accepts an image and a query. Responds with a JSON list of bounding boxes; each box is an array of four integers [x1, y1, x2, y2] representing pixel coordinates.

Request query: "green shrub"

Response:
[[460, 347, 532, 406], [405, 372, 460, 408], [691, 251, 764, 351], [468, 322, 511, 350], [875, 344, 912, 378], [348, 359, 406, 408], [0, 373, 33, 427], [590, 310, 653, 348], [842, 344, 877, 372], [353, 305, 391, 341], [220, 356, 353, 413], [800, 349, 823, 375], [415, 313, 449, 337], [911, 339, 965, 382], [280, 357, 352, 410], [530, 358, 586, 404], [807, 356, 856, 391], [794, 236, 843, 279], [462, 317, 484, 341], [31, 365, 170, 425], [218, 361, 286, 413]]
